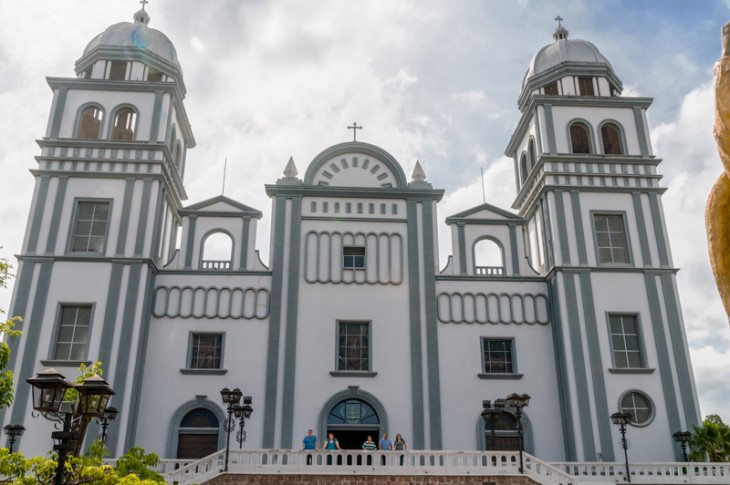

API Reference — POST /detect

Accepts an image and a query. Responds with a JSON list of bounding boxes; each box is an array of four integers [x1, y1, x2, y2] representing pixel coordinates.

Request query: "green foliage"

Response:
[[0, 250, 22, 410], [63, 361, 104, 404], [689, 414, 730, 462], [0, 440, 165, 484]]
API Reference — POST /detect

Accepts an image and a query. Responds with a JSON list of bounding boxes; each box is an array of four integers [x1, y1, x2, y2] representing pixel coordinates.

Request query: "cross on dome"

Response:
[[553, 15, 569, 41], [554, 15, 563, 27], [140, 0, 149, 11], [348, 122, 363, 142]]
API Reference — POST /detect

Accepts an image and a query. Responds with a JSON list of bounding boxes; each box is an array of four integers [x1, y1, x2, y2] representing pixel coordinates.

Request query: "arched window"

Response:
[[601, 123, 623, 155], [519, 154, 528, 184], [570, 123, 591, 154], [474, 238, 503, 276], [111, 108, 137, 141], [76, 106, 103, 139], [484, 411, 520, 451], [177, 408, 220, 459], [327, 398, 380, 450], [528, 139, 537, 169], [201, 231, 233, 270]]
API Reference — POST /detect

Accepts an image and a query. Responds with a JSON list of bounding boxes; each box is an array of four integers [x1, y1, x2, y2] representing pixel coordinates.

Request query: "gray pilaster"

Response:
[[98, 263, 124, 365], [134, 179, 152, 256], [49, 87, 68, 139], [633, 107, 649, 157], [406, 200, 425, 449], [116, 178, 136, 256], [643, 273, 682, 442], [632, 192, 652, 267], [26, 176, 50, 254], [547, 275, 575, 460], [183, 216, 197, 269], [544, 104, 557, 155], [457, 223, 467, 275], [648, 194, 669, 267], [562, 271, 598, 460], [150, 185, 165, 260], [508, 224, 520, 275], [150, 92, 164, 142], [280, 197, 303, 448], [262, 197, 287, 448], [240, 218, 251, 270], [553, 190, 571, 265], [44, 177, 68, 254], [570, 191, 588, 265], [422, 201, 442, 448], [577, 271, 613, 460]]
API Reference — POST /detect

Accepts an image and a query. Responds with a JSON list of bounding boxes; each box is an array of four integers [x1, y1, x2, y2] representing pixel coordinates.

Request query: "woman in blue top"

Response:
[[324, 433, 340, 464]]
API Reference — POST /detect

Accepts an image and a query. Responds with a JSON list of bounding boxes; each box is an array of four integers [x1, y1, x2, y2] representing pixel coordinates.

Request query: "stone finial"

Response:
[[412, 160, 427, 182], [133, 8, 150, 25], [284, 156, 298, 178]]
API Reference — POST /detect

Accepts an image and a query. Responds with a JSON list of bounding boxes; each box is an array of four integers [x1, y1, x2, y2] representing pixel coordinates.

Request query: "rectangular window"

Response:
[[578, 77, 595, 96], [343, 246, 365, 269], [482, 338, 514, 374], [357, 203, 363, 214], [338, 321, 370, 371], [609, 315, 643, 368], [334, 202, 340, 213], [109, 61, 127, 80], [147, 68, 163, 82], [70, 201, 110, 253], [544, 82, 559, 95], [368, 203, 374, 214], [593, 213, 630, 264], [392, 204, 398, 215], [189, 333, 223, 369], [53, 305, 92, 361]]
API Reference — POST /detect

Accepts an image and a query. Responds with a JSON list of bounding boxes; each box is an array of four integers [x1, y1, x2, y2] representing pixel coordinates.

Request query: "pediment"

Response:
[[304, 142, 408, 189]]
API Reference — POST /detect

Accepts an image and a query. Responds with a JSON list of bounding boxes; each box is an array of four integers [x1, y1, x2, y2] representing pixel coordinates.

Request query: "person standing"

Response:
[[379, 433, 393, 465], [362, 435, 377, 465], [301, 429, 318, 465], [324, 432, 341, 465], [394, 433, 407, 465]]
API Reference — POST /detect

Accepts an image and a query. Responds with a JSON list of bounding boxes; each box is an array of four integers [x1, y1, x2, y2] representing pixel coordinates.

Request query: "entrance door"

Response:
[[326, 398, 380, 450], [484, 411, 521, 451]]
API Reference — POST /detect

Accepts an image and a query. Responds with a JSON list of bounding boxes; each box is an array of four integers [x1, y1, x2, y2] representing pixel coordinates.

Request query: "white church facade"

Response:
[[2, 9, 700, 464]]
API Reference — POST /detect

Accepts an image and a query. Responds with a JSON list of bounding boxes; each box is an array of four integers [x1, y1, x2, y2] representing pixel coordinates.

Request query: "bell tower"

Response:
[[3, 7, 194, 456], [504, 21, 700, 461]]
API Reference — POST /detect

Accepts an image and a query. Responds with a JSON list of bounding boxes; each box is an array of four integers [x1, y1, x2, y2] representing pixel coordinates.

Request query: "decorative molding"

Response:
[[436, 291, 550, 325], [152, 285, 270, 319]]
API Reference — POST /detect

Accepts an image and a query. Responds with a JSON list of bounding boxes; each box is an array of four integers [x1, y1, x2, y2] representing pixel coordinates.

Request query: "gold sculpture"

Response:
[[706, 21, 730, 320]]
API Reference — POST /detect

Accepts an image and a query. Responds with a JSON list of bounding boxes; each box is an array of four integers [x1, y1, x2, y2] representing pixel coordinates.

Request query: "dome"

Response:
[[523, 25, 614, 88], [81, 9, 179, 66]]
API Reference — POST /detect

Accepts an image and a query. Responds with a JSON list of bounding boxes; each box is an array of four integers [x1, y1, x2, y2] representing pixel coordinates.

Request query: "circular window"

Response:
[[620, 391, 653, 426]]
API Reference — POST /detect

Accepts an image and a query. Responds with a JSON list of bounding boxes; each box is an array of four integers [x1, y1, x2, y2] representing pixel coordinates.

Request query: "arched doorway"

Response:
[[326, 398, 380, 449], [484, 411, 520, 451], [176, 408, 220, 459]]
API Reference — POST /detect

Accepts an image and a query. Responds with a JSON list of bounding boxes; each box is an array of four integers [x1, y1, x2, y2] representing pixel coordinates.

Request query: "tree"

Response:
[[0, 250, 22, 410], [689, 414, 730, 462], [0, 440, 165, 484]]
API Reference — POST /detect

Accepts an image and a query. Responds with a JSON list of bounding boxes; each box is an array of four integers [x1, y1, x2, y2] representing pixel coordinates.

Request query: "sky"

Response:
[[0, 0, 729, 422]]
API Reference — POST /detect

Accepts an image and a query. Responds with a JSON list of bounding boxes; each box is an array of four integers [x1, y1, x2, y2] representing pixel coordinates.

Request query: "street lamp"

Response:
[[672, 431, 692, 462], [234, 396, 254, 448], [96, 406, 119, 444], [27, 369, 115, 485], [220, 387, 242, 472], [481, 399, 506, 450], [3, 424, 25, 453], [505, 393, 530, 474], [610, 412, 633, 483]]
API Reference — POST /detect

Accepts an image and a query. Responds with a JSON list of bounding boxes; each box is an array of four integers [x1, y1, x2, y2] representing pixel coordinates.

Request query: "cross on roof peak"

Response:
[[555, 15, 563, 27], [140, 0, 149, 11]]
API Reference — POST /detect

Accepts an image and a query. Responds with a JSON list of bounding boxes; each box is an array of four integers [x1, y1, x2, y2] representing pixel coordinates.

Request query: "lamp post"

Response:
[[220, 387, 242, 472], [610, 411, 633, 483], [27, 369, 115, 485], [672, 431, 692, 462], [505, 393, 530, 474], [481, 399, 506, 450], [234, 396, 253, 448], [3, 424, 25, 453], [96, 406, 119, 445]]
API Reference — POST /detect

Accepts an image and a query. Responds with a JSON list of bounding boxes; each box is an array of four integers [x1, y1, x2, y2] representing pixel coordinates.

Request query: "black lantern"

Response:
[[221, 387, 243, 406], [505, 393, 530, 473], [26, 369, 72, 414], [240, 396, 253, 419], [611, 412, 633, 483], [672, 430, 692, 462], [74, 375, 115, 416], [97, 406, 119, 444], [221, 387, 243, 472], [3, 424, 25, 453]]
